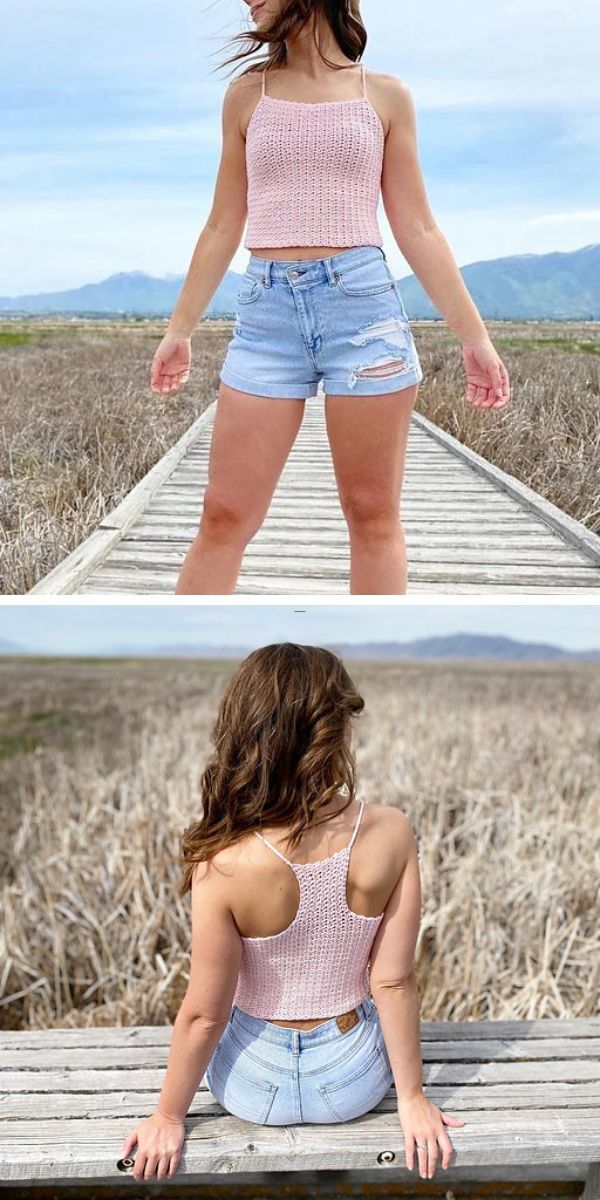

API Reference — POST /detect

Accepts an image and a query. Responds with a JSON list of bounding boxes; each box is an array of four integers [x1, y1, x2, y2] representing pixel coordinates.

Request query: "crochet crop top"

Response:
[[244, 64, 385, 250], [232, 799, 385, 1020]]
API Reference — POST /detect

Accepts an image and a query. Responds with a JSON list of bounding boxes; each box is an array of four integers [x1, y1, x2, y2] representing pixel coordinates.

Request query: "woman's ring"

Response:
[[416, 1141, 427, 1149]]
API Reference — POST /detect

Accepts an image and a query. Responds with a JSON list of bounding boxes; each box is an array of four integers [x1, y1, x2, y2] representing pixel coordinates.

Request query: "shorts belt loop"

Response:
[[325, 256, 336, 286], [263, 259, 272, 288], [292, 1029, 300, 1056]]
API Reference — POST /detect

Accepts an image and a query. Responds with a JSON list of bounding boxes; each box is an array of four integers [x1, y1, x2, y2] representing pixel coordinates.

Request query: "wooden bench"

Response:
[[1, 1017, 599, 1193]]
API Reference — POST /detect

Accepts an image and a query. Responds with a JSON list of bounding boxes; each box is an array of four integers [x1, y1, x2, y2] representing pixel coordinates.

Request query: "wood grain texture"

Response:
[[28, 389, 600, 595], [2, 1017, 599, 1184]]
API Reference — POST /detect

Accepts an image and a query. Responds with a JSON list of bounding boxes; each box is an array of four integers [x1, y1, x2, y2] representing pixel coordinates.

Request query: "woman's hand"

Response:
[[462, 337, 511, 409], [121, 1110, 186, 1182], [150, 335, 192, 396], [397, 1092, 466, 1179]]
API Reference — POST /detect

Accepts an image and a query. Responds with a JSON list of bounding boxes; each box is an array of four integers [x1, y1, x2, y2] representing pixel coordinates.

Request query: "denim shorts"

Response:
[[204, 993, 393, 1125], [219, 245, 423, 399]]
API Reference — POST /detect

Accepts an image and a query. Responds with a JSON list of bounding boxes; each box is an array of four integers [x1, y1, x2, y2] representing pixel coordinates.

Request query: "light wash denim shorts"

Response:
[[219, 245, 423, 400], [205, 993, 393, 1125]]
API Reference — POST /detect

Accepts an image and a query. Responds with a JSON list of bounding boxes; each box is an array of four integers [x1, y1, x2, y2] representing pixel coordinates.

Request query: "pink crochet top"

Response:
[[244, 64, 384, 250], [232, 799, 385, 1019]]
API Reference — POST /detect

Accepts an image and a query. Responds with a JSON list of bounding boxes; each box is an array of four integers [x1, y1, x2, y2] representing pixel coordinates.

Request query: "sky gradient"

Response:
[[2, 0, 599, 293], [1, 602, 600, 655]]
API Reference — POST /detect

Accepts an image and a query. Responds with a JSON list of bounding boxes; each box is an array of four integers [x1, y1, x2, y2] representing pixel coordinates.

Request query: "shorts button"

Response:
[[290, 270, 300, 279]]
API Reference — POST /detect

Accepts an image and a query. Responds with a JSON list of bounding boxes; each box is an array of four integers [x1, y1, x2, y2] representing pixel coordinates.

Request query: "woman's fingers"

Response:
[[416, 1141, 429, 1178], [404, 1132, 415, 1171], [442, 1110, 467, 1126], [156, 1153, 173, 1180], [426, 1136, 438, 1178], [132, 1151, 147, 1182], [143, 1152, 160, 1180], [438, 1126, 455, 1168], [168, 1151, 182, 1177], [121, 1129, 137, 1156], [157, 368, 190, 394]]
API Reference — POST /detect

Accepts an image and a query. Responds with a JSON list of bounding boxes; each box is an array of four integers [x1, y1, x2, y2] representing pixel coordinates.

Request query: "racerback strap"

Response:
[[254, 798, 365, 865]]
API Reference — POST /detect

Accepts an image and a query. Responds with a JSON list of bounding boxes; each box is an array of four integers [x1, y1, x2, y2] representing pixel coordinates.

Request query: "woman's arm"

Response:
[[368, 811, 465, 1181], [380, 78, 510, 409], [121, 856, 242, 1181], [150, 76, 252, 395]]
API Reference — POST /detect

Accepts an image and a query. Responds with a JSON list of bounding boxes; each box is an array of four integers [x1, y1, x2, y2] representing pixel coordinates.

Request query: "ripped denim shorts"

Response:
[[219, 245, 423, 399], [205, 993, 394, 1125]]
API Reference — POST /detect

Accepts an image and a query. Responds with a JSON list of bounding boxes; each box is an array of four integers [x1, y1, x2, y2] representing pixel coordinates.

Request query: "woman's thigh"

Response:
[[204, 384, 305, 525], [324, 386, 418, 513]]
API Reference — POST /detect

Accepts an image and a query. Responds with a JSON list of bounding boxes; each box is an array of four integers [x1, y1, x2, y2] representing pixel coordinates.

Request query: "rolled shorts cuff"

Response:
[[219, 365, 317, 400]]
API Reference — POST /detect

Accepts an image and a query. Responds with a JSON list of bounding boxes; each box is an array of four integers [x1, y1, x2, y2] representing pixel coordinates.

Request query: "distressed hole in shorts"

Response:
[[349, 316, 409, 347], [354, 357, 409, 379], [347, 316, 414, 389]]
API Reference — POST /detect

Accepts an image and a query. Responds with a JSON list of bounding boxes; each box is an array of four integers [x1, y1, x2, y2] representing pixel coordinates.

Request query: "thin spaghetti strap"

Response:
[[361, 63, 367, 99], [348, 798, 365, 851], [254, 829, 292, 866], [261, 69, 266, 98]]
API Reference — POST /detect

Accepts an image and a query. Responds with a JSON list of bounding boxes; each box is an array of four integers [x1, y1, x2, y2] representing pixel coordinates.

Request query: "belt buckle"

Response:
[[336, 1008, 359, 1034]]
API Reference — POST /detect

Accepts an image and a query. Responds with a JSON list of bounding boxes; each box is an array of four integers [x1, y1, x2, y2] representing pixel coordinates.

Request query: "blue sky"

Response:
[[1, 0, 599, 293], [1, 602, 600, 654]]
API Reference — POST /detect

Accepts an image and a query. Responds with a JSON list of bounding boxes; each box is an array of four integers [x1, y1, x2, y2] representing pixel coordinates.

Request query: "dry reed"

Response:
[[1, 656, 598, 1032]]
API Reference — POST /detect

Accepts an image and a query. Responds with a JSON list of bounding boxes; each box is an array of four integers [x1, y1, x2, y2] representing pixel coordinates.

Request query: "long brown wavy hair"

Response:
[[178, 643, 365, 896], [217, 1, 367, 81]]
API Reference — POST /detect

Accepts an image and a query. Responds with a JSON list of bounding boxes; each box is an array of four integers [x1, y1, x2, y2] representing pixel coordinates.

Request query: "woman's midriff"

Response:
[[247, 246, 352, 261], [267, 1016, 332, 1029]]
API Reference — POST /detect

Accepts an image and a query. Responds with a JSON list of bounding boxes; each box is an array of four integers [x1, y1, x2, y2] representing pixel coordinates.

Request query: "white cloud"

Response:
[[525, 211, 600, 227]]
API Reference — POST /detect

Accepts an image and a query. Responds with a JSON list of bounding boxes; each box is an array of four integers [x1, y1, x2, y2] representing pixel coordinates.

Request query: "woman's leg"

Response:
[[324, 385, 418, 595], [175, 384, 305, 594]]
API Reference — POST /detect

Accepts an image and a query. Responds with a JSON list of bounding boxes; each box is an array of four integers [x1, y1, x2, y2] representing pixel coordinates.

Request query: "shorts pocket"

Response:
[[206, 1041, 278, 1124], [237, 275, 264, 305], [334, 257, 395, 297], [319, 1043, 393, 1122]]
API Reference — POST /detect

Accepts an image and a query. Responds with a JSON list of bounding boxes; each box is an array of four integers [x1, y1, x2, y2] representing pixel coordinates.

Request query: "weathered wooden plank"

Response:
[[130, 524, 567, 548], [582, 1161, 600, 1200], [28, 391, 600, 594], [5, 1083, 600, 1124], [3, 1037, 598, 1072], [3, 1015, 597, 1049], [4, 1058, 600, 1098], [84, 548, 600, 585], [1, 1110, 599, 1181], [77, 572, 600, 596], [112, 539, 593, 567], [413, 412, 600, 565]]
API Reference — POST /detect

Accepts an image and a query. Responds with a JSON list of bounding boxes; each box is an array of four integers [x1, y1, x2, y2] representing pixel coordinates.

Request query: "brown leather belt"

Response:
[[335, 1006, 360, 1033]]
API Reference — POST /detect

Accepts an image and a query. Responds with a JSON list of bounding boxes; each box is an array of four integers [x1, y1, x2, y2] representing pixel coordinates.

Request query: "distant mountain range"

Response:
[[1, 634, 599, 662], [1, 245, 598, 321]]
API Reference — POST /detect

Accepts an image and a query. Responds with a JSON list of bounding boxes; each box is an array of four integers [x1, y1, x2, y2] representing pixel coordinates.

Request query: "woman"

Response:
[[150, 1, 511, 597], [122, 644, 465, 1181]]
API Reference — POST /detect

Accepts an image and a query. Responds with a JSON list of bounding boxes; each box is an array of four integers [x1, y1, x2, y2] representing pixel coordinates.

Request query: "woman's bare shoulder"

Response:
[[365, 802, 415, 841], [366, 69, 415, 113], [223, 70, 262, 106]]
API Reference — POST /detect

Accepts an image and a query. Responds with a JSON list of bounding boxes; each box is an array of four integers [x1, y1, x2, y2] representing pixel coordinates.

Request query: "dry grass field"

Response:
[[1, 655, 598, 1033], [1, 318, 599, 594]]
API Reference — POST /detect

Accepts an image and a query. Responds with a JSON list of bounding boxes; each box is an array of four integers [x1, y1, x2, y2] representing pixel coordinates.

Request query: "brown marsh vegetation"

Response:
[[1, 656, 598, 1031], [1, 318, 599, 594]]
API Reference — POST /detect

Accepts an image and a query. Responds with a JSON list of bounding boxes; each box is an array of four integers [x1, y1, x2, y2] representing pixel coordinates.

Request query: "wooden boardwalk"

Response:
[[30, 389, 600, 595], [2, 1018, 599, 1187]]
